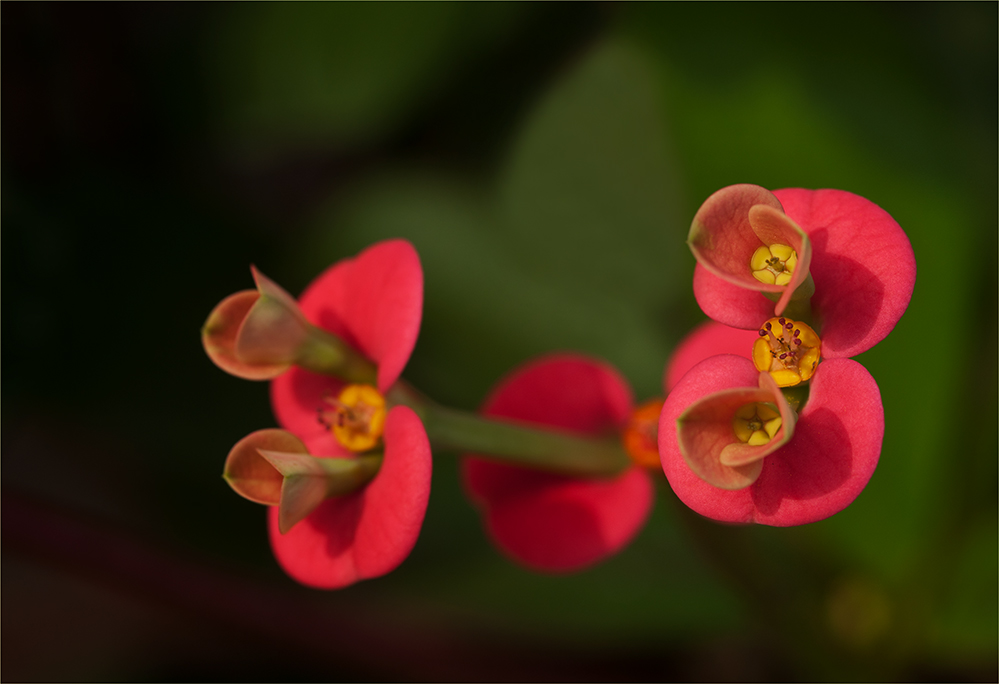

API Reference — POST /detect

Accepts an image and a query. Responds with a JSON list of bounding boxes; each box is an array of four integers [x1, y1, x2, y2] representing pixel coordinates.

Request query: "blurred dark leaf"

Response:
[[207, 3, 525, 163]]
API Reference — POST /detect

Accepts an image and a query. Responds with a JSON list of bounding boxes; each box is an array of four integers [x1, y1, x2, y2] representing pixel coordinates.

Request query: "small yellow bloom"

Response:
[[732, 402, 783, 446], [751, 243, 798, 286]]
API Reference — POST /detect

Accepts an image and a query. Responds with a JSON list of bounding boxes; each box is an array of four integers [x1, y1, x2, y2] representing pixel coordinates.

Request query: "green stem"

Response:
[[763, 272, 816, 327], [314, 453, 383, 497], [287, 326, 630, 478], [295, 325, 378, 386], [388, 383, 631, 478]]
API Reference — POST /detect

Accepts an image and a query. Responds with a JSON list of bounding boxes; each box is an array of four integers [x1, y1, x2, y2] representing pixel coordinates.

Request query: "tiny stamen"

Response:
[[317, 384, 387, 452], [751, 316, 821, 387]]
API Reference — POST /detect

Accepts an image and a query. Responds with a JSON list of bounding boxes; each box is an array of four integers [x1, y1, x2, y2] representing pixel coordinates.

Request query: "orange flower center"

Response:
[[752, 316, 821, 387], [318, 384, 387, 452], [622, 398, 665, 468]]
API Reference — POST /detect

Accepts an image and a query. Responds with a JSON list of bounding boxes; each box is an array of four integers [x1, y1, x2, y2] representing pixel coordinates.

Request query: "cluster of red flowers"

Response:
[[662, 186, 915, 525], [202, 185, 914, 589]]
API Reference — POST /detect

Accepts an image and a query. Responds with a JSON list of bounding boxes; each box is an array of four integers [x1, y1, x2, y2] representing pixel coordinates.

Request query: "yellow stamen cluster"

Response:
[[751, 243, 798, 286], [622, 398, 665, 469], [318, 384, 387, 452], [753, 316, 821, 387], [733, 402, 782, 446]]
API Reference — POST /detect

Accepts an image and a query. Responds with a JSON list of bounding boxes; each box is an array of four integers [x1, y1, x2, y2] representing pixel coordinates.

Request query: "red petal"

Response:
[[297, 239, 423, 392], [481, 355, 634, 432], [747, 358, 883, 526], [462, 354, 653, 572], [269, 366, 349, 457], [659, 355, 883, 526], [663, 321, 759, 392], [267, 406, 431, 589], [659, 355, 761, 523], [692, 264, 775, 330], [773, 189, 915, 358]]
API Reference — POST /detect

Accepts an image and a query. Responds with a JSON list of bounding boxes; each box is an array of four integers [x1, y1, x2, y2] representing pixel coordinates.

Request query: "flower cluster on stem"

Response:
[[201, 183, 914, 589], [203, 240, 662, 587]]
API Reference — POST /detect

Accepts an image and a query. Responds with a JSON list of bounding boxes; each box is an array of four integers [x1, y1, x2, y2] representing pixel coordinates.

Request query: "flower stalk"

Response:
[[387, 382, 631, 478], [295, 326, 377, 386]]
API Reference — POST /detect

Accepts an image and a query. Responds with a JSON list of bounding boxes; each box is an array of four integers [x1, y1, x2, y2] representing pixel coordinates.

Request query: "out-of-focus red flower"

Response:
[[690, 185, 915, 358], [269, 239, 429, 588], [659, 324, 883, 526], [463, 355, 654, 572], [218, 239, 431, 589]]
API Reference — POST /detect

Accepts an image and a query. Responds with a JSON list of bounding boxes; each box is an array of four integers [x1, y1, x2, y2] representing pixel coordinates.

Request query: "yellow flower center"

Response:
[[622, 398, 665, 468], [751, 243, 798, 286], [732, 402, 783, 446], [318, 384, 387, 452], [753, 316, 821, 387]]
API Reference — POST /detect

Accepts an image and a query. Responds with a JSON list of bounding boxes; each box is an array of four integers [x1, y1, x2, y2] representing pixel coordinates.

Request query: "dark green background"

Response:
[[3, 3, 996, 681]]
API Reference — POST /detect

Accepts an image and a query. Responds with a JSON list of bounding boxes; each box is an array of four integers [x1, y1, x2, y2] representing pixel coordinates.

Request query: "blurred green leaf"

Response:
[[499, 41, 686, 299], [931, 517, 999, 658], [497, 40, 694, 396]]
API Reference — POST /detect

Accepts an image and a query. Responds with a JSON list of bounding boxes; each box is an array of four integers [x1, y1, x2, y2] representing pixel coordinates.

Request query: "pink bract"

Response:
[[270, 238, 423, 448], [463, 355, 653, 572], [676, 370, 796, 491], [265, 239, 431, 588], [692, 187, 915, 358], [268, 406, 431, 589], [659, 351, 883, 526], [688, 184, 812, 317], [293, 239, 423, 393]]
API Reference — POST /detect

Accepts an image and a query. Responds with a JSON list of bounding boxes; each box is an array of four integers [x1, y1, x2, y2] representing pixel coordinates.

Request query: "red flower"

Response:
[[463, 355, 654, 572], [237, 239, 431, 589], [659, 323, 883, 526], [690, 185, 915, 358]]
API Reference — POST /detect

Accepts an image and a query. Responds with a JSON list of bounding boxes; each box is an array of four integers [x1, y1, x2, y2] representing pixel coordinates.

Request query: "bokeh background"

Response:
[[3, 3, 996, 681]]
